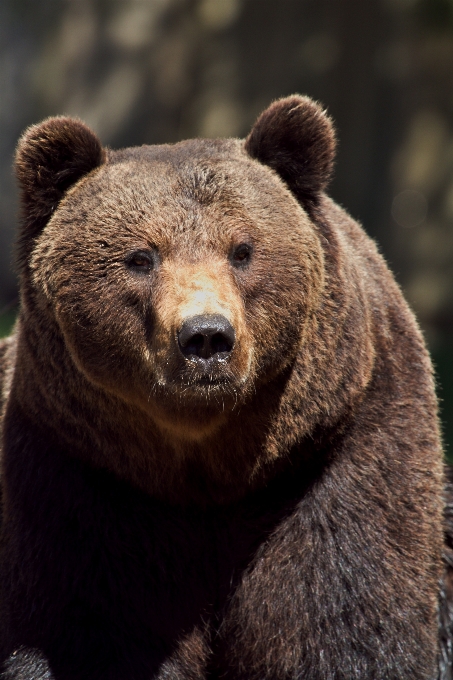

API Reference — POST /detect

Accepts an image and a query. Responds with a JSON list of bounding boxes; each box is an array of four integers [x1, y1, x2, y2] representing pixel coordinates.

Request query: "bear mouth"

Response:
[[171, 352, 237, 389], [177, 370, 234, 390], [151, 342, 252, 408], [193, 376, 231, 387], [157, 360, 240, 402]]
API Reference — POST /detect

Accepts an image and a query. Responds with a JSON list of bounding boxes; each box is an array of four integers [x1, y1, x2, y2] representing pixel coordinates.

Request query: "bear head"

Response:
[[14, 97, 335, 444], [12, 96, 376, 502]]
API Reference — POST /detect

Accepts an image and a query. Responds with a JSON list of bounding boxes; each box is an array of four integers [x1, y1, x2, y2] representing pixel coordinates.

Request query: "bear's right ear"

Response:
[[244, 96, 336, 210], [15, 116, 105, 268]]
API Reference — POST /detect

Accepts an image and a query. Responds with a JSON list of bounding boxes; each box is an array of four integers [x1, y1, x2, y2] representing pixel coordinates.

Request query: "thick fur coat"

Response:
[[0, 96, 450, 679]]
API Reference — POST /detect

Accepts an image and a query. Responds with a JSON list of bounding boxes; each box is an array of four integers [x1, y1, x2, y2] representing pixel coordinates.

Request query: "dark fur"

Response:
[[0, 96, 448, 679], [245, 95, 336, 212], [14, 116, 105, 271]]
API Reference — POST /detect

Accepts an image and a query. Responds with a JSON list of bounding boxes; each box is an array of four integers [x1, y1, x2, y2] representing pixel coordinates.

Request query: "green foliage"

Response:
[[433, 343, 453, 462], [0, 309, 16, 339]]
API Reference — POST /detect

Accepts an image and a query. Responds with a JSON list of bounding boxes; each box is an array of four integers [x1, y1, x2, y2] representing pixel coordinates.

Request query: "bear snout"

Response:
[[178, 314, 235, 363]]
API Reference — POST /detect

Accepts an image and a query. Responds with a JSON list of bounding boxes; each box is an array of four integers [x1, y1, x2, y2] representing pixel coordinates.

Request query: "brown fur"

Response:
[[0, 96, 446, 679]]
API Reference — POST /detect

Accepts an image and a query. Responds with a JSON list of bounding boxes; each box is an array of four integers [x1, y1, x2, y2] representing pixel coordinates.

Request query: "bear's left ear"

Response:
[[244, 95, 336, 207], [15, 116, 105, 268]]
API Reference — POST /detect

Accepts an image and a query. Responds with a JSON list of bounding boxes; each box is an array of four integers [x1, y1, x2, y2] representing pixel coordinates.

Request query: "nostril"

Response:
[[211, 332, 233, 355], [182, 333, 205, 357], [178, 315, 235, 360]]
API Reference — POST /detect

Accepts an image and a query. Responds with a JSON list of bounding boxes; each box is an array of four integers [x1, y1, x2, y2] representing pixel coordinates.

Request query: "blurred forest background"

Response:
[[0, 0, 452, 457]]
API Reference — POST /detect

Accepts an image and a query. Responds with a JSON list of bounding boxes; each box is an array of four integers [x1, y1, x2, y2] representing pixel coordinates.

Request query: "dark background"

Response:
[[1, 0, 452, 458]]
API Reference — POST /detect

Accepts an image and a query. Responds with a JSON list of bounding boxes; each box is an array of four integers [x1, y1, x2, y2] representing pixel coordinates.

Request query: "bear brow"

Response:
[[178, 167, 225, 205]]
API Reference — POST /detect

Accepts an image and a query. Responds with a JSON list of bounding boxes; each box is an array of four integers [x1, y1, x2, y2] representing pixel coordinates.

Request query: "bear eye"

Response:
[[125, 250, 155, 273], [231, 243, 252, 268]]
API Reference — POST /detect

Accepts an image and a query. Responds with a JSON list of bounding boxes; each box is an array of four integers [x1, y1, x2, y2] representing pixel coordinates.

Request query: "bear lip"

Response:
[[159, 355, 239, 399], [176, 367, 234, 389], [193, 376, 230, 387], [174, 351, 234, 382]]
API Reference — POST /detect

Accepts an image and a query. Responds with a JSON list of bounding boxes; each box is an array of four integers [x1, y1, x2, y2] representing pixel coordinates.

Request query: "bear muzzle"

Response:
[[177, 314, 236, 385]]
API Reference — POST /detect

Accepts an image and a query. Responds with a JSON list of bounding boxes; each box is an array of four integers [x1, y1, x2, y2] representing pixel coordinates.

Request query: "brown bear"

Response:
[[0, 95, 450, 679]]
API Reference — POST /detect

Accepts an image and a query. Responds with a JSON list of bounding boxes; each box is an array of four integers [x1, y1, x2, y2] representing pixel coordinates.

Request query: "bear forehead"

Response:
[[110, 136, 243, 167], [53, 137, 309, 248], [92, 137, 302, 213]]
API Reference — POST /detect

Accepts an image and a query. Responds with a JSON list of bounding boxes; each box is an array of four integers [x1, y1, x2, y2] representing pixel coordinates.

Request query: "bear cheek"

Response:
[[243, 236, 324, 380], [52, 299, 140, 395], [45, 262, 155, 401]]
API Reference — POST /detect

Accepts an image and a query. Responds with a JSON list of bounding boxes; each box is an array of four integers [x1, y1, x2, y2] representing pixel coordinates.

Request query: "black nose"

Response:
[[178, 314, 235, 360]]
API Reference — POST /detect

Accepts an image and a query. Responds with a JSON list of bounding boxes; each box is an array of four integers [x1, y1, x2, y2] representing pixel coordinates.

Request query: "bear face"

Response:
[[27, 139, 324, 442]]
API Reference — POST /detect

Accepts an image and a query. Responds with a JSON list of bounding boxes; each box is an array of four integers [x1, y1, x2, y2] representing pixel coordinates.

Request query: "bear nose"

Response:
[[178, 314, 235, 360]]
